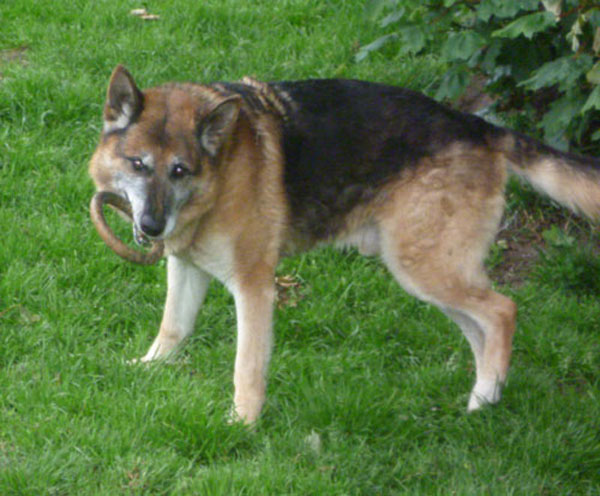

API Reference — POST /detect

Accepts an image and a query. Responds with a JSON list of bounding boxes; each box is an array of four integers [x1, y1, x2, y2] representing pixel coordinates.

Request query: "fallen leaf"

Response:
[[275, 275, 300, 288], [130, 8, 160, 20], [275, 274, 304, 309]]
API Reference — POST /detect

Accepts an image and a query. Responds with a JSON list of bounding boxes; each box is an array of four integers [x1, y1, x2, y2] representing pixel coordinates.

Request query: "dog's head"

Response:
[[89, 65, 241, 241]]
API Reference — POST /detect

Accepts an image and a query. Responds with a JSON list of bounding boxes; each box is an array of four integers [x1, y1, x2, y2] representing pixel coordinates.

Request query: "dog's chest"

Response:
[[178, 231, 236, 286]]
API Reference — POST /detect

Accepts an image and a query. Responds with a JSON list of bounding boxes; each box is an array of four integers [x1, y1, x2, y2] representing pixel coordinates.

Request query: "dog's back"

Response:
[[266, 80, 600, 239], [272, 80, 504, 241]]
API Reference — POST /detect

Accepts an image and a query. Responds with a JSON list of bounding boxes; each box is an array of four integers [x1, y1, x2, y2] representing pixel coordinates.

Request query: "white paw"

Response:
[[128, 351, 185, 365], [467, 378, 502, 412], [127, 356, 153, 365], [230, 394, 265, 425], [128, 350, 167, 365]]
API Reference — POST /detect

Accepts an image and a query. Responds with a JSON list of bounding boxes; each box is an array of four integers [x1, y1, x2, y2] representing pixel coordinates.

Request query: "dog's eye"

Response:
[[129, 157, 146, 172], [171, 163, 190, 179]]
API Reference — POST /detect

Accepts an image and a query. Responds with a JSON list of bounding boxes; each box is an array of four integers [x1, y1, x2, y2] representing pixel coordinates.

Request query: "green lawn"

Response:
[[1, 0, 599, 494]]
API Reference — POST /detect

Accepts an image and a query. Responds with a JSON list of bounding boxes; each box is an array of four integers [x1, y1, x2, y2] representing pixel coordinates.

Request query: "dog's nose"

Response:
[[140, 214, 165, 237]]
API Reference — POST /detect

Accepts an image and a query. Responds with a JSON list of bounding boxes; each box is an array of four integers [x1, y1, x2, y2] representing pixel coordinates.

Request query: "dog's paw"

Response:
[[128, 349, 165, 365], [226, 407, 246, 426], [227, 407, 259, 426], [229, 396, 264, 426], [127, 356, 154, 365], [467, 378, 503, 412]]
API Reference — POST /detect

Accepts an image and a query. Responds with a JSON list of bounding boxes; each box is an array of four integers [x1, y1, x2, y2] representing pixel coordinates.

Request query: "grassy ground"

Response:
[[1, 0, 599, 494]]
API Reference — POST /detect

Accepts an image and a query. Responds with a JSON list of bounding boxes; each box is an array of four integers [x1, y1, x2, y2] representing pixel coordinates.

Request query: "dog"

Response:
[[89, 65, 600, 423]]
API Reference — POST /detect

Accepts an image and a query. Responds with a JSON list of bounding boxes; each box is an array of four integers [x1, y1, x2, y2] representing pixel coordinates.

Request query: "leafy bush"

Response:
[[359, 0, 600, 153]]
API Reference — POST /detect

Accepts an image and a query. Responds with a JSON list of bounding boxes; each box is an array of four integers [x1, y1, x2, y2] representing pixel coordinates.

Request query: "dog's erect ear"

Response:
[[103, 65, 144, 133], [198, 97, 241, 157]]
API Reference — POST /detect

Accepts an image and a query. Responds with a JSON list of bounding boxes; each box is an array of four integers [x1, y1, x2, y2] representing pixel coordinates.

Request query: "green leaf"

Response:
[[587, 62, 600, 84], [539, 93, 585, 146], [519, 55, 593, 91], [586, 8, 600, 29], [435, 67, 470, 101], [363, 0, 390, 21], [541, 0, 561, 18], [440, 31, 487, 62], [480, 38, 503, 73], [581, 85, 600, 113], [567, 15, 584, 52], [355, 23, 427, 62], [396, 26, 427, 55], [592, 129, 600, 141], [355, 33, 397, 62], [380, 8, 405, 28], [477, 0, 538, 22], [492, 12, 557, 40]]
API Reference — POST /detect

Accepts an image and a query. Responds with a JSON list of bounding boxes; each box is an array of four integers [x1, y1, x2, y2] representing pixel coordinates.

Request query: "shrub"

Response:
[[359, 0, 600, 154]]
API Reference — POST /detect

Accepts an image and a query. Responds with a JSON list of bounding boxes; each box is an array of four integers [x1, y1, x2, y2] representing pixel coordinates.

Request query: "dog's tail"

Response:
[[497, 130, 600, 220]]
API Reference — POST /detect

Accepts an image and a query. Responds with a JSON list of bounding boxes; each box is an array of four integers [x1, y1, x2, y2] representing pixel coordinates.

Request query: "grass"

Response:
[[1, 0, 599, 494]]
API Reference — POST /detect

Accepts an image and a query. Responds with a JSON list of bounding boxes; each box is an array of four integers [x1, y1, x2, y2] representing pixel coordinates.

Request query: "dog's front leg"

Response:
[[139, 255, 211, 362], [231, 277, 276, 424]]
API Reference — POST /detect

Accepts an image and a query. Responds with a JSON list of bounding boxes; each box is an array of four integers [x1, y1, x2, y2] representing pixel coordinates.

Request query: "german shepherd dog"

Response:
[[89, 65, 600, 423]]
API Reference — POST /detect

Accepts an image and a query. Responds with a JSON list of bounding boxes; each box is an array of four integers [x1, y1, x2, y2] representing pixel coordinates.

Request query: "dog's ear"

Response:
[[103, 65, 144, 133], [198, 97, 241, 157]]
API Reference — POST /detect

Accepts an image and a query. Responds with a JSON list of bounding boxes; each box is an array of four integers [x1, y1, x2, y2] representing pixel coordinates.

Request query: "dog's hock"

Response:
[[90, 191, 164, 265]]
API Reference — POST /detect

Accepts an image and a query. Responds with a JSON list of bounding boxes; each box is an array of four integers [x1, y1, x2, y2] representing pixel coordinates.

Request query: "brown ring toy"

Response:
[[90, 191, 164, 265]]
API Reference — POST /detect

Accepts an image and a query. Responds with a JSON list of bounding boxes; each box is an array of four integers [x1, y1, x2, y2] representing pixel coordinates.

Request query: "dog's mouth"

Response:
[[133, 223, 152, 246], [90, 191, 164, 265]]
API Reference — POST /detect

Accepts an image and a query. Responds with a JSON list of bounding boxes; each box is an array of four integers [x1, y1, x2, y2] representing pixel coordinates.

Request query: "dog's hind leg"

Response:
[[139, 255, 211, 362], [443, 306, 515, 408], [381, 235, 517, 410], [443, 293, 516, 410]]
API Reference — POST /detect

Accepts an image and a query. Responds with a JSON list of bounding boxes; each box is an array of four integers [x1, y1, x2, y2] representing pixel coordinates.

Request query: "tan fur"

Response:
[[495, 132, 600, 220], [514, 157, 600, 219]]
